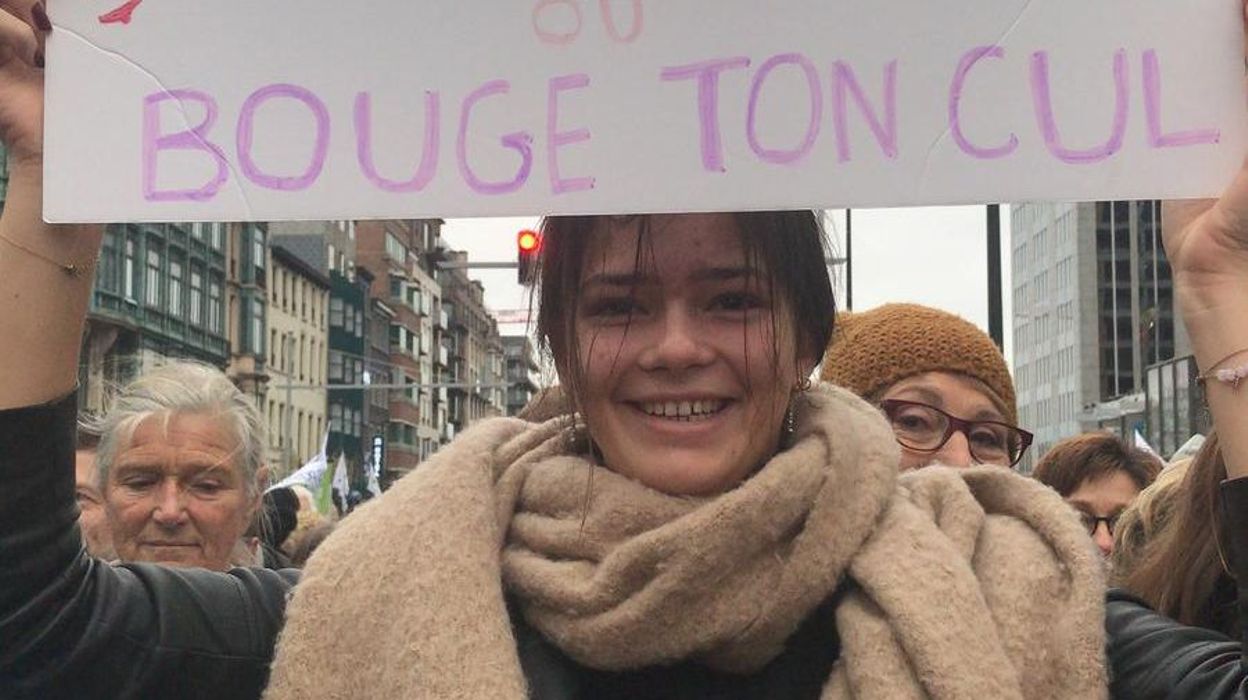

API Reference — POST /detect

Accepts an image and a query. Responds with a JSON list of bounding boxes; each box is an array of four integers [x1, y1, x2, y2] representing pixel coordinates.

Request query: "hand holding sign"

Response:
[[1158, 0, 1248, 482], [0, 0, 48, 171], [41, 0, 1248, 222]]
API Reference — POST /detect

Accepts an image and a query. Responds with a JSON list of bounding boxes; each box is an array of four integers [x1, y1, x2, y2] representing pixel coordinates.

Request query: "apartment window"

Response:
[[330, 403, 343, 433], [144, 244, 162, 308], [250, 297, 264, 355], [329, 351, 344, 382], [210, 223, 223, 251], [188, 266, 203, 325], [355, 309, 364, 338], [123, 235, 138, 301], [385, 233, 407, 264], [208, 274, 223, 333], [167, 255, 185, 317], [344, 304, 355, 334], [251, 226, 266, 281], [328, 244, 337, 274], [330, 297, 344, 327]]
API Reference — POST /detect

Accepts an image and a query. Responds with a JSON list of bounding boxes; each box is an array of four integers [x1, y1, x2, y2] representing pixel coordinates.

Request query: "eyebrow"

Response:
[[582, 266, 753, 288], [1067, 499, 1126, 516], [892, 387, 1006, 422]]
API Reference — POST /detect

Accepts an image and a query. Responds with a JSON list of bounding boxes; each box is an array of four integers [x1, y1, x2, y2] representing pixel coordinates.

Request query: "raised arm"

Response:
[[1161, 0, 1248, 481], [0, 0, 101, 410]]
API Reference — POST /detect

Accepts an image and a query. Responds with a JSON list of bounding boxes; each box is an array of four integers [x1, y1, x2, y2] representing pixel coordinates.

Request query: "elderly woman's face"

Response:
[[573, 214, 804, 496], [105, 412, 260, 570], [879, 371, 1014, 471]]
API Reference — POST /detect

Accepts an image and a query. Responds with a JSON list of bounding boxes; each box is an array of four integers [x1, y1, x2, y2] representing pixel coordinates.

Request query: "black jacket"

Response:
[[1106, 477, 1248, 699], [0, 394, 297, 700], [0, 393, 844, 700]]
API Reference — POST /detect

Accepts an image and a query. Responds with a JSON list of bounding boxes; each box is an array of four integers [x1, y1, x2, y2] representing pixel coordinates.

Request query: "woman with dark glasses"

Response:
[[823, 303, 1033, 470], [1031, 433, 1162, 557]]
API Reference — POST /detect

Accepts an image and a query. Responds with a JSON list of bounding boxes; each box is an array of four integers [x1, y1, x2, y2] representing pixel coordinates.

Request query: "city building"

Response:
[[270, 221, 375, 486], [224, 222, 270, 407], [502, 335, 541, 416], [365, 290, 395, 487], [264, 243, 330, 478], [1011, 200, 1189, 470], [357, 218, 450, 482], [440, 253, 507, 433], [79, 222, 231, 414]]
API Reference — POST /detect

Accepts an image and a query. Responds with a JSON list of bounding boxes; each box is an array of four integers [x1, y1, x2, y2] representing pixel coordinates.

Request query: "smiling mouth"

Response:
[[636, 399, 729, 421]]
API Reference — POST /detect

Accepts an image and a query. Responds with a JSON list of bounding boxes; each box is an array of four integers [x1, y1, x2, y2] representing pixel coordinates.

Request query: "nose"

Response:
[[1092, 521, 1114, 557], [638, 307, 713, 373], [151, 481, 188, 528], [932, 429, 976, 468]]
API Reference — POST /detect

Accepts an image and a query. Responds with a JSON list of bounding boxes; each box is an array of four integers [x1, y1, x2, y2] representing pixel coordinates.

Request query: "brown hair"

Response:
[[1113, 433, 1237, 635], [1032, 433, 1162, 497], [534, 212, 835, 416]]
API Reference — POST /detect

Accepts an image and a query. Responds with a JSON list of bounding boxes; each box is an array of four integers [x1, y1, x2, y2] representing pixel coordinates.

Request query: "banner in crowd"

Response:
[[43, 0, 1247, 222]]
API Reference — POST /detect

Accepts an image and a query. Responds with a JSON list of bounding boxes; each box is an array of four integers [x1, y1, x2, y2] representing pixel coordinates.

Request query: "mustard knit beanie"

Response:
[[821, 303, 1017, 423]]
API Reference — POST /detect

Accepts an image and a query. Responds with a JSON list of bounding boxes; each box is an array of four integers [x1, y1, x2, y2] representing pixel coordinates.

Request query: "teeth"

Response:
[[640, 400, 726, 420]]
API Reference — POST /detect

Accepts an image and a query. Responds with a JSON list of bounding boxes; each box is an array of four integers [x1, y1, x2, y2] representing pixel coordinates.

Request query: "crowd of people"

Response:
[[4, 1, 1248, 698]]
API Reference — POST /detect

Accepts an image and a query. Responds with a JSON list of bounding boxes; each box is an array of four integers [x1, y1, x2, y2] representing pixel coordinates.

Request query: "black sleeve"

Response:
[[0, 393, 298, 700], [1105, 477, 1248, 700]]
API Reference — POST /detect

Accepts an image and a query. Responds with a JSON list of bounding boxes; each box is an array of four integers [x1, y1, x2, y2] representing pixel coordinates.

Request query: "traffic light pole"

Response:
[[987, 204, 1004, 350]]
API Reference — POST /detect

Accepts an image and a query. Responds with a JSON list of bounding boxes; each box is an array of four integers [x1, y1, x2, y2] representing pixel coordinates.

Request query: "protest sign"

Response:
[[43, 0, 1247, 222]]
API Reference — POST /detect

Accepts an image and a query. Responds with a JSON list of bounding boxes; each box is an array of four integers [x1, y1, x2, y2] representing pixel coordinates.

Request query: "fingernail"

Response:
[[32, 2, 52, 32], [33, 49, 44, 69]]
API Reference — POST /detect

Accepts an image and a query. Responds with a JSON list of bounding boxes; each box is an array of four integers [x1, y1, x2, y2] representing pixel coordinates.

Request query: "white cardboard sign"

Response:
[[44, 0, 1248, 222]]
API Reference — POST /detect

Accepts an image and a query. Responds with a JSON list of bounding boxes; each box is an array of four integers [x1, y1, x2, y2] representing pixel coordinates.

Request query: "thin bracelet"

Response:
[[0, 230, 92, 277], [1197, 347, 1248, 389]]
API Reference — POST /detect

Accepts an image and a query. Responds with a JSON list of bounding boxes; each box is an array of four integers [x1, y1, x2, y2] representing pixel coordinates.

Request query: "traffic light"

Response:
[[517, 229, 541, 285]]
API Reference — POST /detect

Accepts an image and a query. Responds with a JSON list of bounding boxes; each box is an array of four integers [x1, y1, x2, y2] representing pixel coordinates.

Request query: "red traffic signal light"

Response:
[[518, 230, 540, 253], [517, 229, 541, 285]]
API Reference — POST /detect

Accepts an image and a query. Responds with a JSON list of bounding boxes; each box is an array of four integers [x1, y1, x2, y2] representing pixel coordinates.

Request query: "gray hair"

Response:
[[96, 362, 268, 498]]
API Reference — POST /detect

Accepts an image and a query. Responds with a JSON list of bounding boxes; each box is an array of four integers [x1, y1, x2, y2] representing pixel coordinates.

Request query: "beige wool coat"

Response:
[[265, 384, 1107, 700]]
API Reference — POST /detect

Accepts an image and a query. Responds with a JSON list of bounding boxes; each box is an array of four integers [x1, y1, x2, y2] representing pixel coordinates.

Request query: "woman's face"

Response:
[[572, 214, 807, 496], [879, 371, 1011, 470], [105, 412, 262, 571]]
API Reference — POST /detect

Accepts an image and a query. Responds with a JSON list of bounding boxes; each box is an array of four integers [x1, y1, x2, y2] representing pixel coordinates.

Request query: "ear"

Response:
[[252, 465, 271, 509]]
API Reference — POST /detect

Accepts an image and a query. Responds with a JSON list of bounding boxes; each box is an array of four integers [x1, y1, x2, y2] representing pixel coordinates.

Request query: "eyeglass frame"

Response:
[[878, 398, 1035, 467], [1077, 512, 1120, 537]]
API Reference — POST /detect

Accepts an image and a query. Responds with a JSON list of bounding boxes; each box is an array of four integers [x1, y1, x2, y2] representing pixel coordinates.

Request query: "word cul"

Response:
[[142, 46, 1217, 203]]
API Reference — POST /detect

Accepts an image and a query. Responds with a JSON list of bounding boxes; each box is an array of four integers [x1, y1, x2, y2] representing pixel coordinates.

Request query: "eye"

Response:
[[120, 475, 158, 491], [583, 296, 642, 318], [893, 409, 937, 432], [969, 426, 1009, 451], [192, 480, 225, 495], [709, 292, 763, 313]]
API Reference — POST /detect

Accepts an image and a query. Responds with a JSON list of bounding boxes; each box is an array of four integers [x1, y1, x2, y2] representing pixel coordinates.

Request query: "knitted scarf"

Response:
[[265, 385, 1106, 699]]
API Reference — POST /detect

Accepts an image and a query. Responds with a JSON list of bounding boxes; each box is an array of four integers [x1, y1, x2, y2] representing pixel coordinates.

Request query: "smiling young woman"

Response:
[[3, 8, 1107, 699]]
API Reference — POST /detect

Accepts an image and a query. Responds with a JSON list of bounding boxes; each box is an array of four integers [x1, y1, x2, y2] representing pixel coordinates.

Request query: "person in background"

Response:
[[1032, 433, 1162, 557], [74, 420, 116, 559], [248, 486, 298, 569], [1110, 457, 1191, 579], [95, 362, 271, 571], [822, 303, 1034, 470], [1111, 434, 1239, 639]]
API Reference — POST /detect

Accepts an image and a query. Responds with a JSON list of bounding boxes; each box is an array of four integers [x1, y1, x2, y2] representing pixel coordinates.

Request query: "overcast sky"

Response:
[[440, 206, 1015, 368]]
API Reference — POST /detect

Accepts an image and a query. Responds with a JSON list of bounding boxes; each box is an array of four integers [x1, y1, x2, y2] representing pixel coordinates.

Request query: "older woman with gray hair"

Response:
[[95, 362, 270, 571]]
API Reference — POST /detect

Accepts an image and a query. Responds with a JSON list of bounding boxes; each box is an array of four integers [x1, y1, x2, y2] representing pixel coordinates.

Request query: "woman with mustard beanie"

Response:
[[822, 303, 1033, 471]]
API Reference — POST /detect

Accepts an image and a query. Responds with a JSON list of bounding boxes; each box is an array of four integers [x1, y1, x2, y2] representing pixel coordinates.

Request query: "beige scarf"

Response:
[[265, 385, 1106, 699]]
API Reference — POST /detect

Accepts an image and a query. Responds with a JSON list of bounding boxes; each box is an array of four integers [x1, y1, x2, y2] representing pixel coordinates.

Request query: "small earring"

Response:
[[795, 376, 813, 393]]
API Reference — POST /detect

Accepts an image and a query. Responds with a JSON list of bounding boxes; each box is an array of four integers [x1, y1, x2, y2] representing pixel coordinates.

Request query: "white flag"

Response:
[[1133, 429, 1160, 459], [269, 432, 329, 493], [332, 452, 350, 507], [366, 467, 382, 499]]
